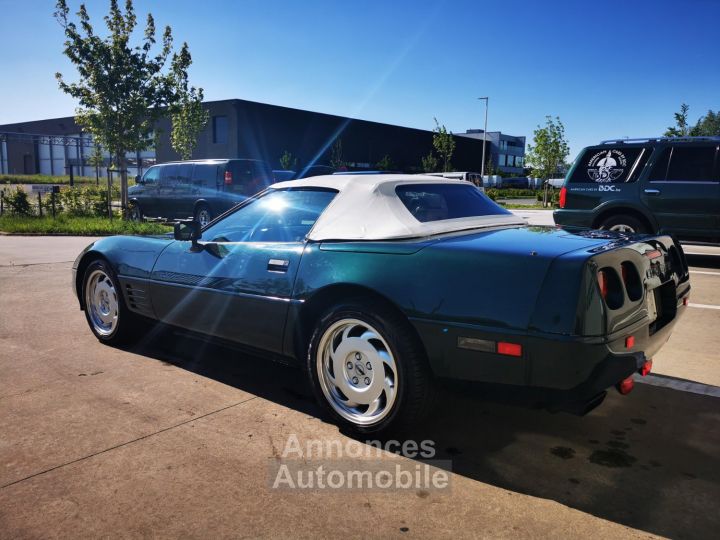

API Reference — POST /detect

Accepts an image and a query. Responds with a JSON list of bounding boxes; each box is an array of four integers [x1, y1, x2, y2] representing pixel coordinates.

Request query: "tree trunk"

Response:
[[117, 153, 129, 219]]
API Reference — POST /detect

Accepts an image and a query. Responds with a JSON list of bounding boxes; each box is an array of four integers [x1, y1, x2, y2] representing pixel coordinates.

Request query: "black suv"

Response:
[[554, 137, 720, 242], [129, 159, 274, 226]]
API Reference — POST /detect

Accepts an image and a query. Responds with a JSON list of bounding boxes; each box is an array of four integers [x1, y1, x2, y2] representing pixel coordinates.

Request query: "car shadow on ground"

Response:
[[685, 253, 720, 269], [128, 326, 720, 540]]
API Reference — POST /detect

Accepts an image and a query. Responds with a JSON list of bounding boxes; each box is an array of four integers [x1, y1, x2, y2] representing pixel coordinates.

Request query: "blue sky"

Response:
[[0, 0, 718, 158]]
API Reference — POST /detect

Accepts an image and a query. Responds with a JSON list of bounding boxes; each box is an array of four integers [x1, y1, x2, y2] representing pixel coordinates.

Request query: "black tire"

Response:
[[306, 298, 435, 434], [194, 203, 213, 227], [82, 259, 140, 346], [599, 214, 647, 234], [128, 202, 143, 222]]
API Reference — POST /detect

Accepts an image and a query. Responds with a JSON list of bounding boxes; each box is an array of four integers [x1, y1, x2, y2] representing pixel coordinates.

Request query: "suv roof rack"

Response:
[[600, 136, 720, 144]]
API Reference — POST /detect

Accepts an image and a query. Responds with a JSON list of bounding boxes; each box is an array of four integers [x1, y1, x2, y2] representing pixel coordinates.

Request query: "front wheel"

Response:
[[306, 300, 434, 433], [599, 214, 647, 234], [128, 202, 143, 222], [82, 259, 140, 345]]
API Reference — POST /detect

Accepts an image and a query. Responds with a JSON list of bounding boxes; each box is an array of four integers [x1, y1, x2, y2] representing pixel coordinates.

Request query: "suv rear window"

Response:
[[569, 147, 650, 184], [395, 184, 509, 223]]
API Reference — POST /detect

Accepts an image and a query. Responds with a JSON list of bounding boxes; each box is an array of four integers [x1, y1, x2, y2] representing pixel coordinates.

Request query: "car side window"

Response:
[[202, 188, 337, 243], [142, 166, 160, 184], [666, 146, 717, 182], [177, 164, 193, 184]]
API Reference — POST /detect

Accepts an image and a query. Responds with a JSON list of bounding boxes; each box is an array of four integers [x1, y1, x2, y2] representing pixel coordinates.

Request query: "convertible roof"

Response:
[[269, 174, 526, 241]]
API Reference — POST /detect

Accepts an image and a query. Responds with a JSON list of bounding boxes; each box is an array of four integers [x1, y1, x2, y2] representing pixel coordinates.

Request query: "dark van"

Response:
[[554, 137, 720, 242], [129, 159, 274, 226]]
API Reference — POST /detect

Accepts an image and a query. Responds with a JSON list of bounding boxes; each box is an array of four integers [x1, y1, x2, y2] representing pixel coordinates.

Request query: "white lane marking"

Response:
[[690, 270, 720, 276], [689, 303, 720, 310], [635, 374, 720, 398]]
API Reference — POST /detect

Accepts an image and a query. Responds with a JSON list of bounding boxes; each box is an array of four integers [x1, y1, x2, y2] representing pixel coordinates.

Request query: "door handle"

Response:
[[267, 259, 289, 272], [644, 189, 661, 196]]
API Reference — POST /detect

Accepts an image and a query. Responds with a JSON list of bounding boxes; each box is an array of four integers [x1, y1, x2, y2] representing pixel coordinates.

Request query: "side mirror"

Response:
[[135, 175, 143, 184], [174, 219, 202, 247]]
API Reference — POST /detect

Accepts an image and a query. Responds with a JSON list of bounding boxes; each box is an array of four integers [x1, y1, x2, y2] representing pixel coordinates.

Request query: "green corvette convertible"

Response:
[[72, 175, 690, 432]]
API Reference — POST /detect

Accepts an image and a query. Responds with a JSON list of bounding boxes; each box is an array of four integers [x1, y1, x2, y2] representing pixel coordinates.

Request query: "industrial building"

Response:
[[0, 99, 525, 177]]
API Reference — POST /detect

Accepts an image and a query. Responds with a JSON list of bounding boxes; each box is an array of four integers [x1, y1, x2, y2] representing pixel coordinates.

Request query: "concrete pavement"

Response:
[[0, 236, 718, 539]]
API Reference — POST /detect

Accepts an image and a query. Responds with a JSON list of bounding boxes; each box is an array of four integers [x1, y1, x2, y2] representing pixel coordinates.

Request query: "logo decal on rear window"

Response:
[[586, 150, 627, 182]]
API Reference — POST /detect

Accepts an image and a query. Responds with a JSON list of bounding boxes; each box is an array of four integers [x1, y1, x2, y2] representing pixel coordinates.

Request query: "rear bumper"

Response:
[[553, 208, 595, 227], [411, 289, 688, 408]]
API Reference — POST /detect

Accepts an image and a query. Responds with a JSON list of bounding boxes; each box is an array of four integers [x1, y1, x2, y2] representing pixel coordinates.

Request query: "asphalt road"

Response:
[[0, 234, 719, 539]]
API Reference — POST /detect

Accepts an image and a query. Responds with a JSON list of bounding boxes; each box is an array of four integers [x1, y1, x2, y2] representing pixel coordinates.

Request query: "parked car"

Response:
[[554, 137, 720, 241], [129, 159, 274, 226], [74, 174, 689, 433], [296, 165, 336, 178]]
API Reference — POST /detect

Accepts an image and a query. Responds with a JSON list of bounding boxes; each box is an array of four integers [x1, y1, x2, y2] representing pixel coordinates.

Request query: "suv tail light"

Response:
[[559, 186, 567, 208], [224, 171, 233, 185]]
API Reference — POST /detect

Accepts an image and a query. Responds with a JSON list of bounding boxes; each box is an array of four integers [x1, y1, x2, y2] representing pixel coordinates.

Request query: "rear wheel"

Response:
[[306, 299, 434, 433], [194, 204, 213, 227], [599, 214, 647, 234], [128, 202, 143, 222], [82, 259, 139, 345]]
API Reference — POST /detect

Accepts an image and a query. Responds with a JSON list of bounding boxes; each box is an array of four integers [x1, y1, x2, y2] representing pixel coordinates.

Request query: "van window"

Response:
[[142, 166, 160, 184], [569, 147, 650, 184], [177, 164, 193, 183], [192, 163, 219, 186], [666, 146, 717, 182]]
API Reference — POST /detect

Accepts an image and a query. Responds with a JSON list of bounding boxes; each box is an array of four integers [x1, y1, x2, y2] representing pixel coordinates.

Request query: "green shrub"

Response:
[[485, 188, 498, 201], [59, 185, 119, 217], [0, 174, 98, 185], [2, 187, 33, 216]]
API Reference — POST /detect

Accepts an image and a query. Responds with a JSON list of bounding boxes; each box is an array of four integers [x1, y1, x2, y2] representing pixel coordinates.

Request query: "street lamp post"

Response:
[[478, 97, 489, 181]]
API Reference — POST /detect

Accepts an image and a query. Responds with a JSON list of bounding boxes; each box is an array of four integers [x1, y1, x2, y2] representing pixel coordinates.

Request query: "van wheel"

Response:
[[599, 214, 646, 234], [194, 204, 212, 227], [129, 203, 143, 222]]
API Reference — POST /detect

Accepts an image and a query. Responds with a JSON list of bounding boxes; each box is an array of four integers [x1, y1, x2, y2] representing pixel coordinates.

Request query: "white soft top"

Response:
[[270, 174, 527, 241]]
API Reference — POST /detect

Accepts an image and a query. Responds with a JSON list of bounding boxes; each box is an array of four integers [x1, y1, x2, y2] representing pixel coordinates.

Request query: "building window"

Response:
[[213, 116, 228, 144], [515, 156, 523, 168], [498, 154, 506, 167]]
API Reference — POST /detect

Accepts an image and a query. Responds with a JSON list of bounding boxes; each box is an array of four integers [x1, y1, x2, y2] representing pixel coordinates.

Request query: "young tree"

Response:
[[525, 116, 570, 207], [170, 47, 208, 160], [375, 154, 396, 171], [432, 118, 456, 172], [421, 152, 438, 173], [279, 150, 298, 171], [330, 138, 345, 169], [86, 143, 105, 185], [664, 103, 691, 137], [54, 0, 204, 216]]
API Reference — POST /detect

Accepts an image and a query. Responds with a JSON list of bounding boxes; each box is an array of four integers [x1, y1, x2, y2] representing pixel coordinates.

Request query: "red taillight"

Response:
[[617, 376, 634, 395], [683, 297, 689, 306], [625, 335, 635, 349], [644, 249, 662, 260], [497, 342, 522, 357], [559, 186, 567, 208], [224, 171, 233, 185], [597, 270, 609, 300], [640, 359, 652, 376]]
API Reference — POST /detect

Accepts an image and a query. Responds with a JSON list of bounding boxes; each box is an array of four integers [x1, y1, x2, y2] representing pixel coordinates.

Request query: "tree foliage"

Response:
[[375, 154, 396, 171], [525, 116, 570, 180], [432, 118, 455, 172], [420, 152, 438, 173], [54, 0, 203, 213], [664, 103, 691, 137], [279, 150, 298, 171], [690, 109, 720, 136]]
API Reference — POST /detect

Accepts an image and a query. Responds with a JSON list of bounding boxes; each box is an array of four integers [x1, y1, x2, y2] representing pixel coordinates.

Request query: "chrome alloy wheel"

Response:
[[608, 223, 635, 233], [85, 269, 119, 336], [316, 318, 399, 426]]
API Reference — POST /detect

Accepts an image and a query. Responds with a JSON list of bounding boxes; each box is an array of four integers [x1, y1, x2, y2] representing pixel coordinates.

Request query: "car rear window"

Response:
[[568, 146, 650, 184], [395, 184, 510, 223]]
